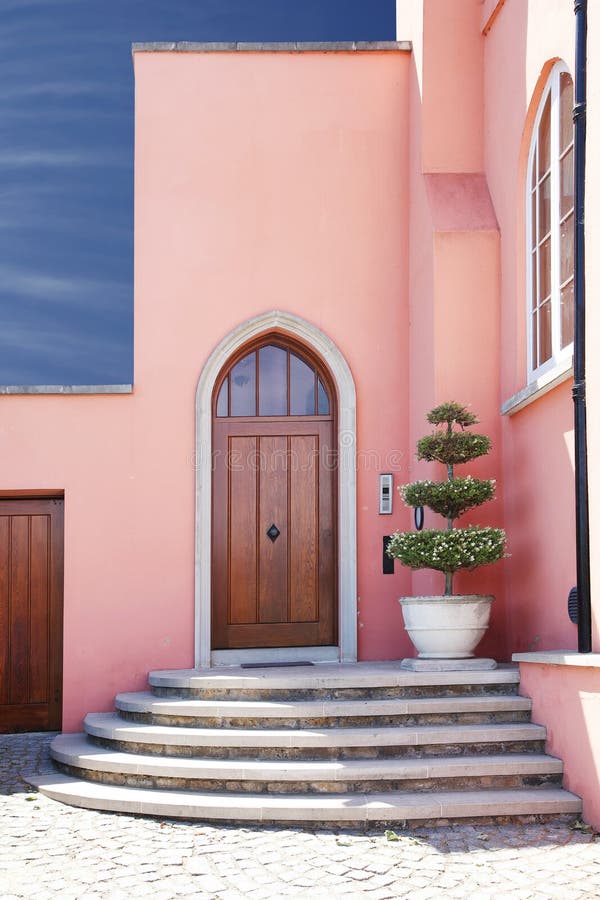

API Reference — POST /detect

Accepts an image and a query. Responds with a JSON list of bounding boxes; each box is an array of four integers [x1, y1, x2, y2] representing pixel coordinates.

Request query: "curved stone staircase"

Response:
[[30, 662, 581, 826]]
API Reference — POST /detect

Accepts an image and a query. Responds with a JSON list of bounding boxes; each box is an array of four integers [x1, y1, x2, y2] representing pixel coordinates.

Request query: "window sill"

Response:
[[500, 358, 573, 416], [513, 650, 600, 670]]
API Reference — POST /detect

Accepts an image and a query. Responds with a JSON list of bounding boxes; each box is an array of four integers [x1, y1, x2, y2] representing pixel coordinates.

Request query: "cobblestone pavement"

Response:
[[2, 733, 600, 899]]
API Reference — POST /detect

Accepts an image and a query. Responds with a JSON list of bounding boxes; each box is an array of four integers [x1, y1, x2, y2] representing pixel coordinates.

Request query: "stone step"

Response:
[[115, 690, 532, 728], [29, 773, 582, 825], [33, 663, 580, 827], [84, 712, 546, 760], [148, 663, 521, 701], [51, 733, 563, 794]]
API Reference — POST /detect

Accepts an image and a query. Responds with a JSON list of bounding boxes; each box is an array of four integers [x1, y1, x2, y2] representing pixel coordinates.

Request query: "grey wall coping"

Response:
[[0, 385, 133, 395], [132, 41, 412, 55], [513, 650, 600, 669]]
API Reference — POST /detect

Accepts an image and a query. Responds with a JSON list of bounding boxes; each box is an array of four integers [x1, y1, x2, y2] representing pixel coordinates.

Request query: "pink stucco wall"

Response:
[[481, 0, 578, 653], [421, 0, 483, 174], [520, 663, 600, 829], [1, 49, 414, 731]]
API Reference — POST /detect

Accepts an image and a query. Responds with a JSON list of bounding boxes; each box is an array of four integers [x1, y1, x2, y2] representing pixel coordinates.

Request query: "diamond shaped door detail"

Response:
[[266, 524, 280, 543]]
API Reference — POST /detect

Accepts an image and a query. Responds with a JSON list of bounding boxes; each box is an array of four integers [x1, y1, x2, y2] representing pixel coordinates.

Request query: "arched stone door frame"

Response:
[[195, 310, 357, 668]]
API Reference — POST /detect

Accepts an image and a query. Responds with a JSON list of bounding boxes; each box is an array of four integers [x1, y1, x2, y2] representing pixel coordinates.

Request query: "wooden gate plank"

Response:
[[0, 517, 9, 706], [46, 499, 64, 730], [29, 515, 50, 705], [9, 517, 29, 705]]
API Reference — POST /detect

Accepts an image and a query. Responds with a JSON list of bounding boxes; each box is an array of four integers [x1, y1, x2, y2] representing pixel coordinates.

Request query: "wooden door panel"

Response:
[[318, 433, 336, 644], [228, 436, 258, 625], [0, 499, 63, 733], [212, 418, 336, 650], [289, 435, 318, 623], [219, 621, 330, 649], [258, 435, 288, 624]]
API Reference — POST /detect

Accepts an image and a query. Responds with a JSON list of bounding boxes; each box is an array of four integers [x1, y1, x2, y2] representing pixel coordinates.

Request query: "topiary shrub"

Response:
[[387, 402, 506, 595]]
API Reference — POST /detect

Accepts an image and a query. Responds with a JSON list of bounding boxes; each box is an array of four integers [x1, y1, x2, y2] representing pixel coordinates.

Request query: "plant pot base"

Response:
[[400, 657, 497, 672]]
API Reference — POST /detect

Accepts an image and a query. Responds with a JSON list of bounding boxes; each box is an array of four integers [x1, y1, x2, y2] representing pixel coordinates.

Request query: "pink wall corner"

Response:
[[431, 228, 506, 660], [407, 51, 437, 601], [421, 0, 484, 173], [520, 662, 600, 829], [411, 176, 504, 653], [407, 52, 435, 432], [406, 42, 505, 657], [425, 173, 498, 233]]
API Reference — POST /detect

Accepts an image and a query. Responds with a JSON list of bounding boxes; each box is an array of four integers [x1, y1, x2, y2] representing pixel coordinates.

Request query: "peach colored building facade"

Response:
[[2, 0, 600, 825], [394, 0, 600, 828]]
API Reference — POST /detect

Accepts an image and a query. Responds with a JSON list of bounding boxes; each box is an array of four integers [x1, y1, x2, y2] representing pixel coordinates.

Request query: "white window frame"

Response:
[[526, 62, 574, 383]]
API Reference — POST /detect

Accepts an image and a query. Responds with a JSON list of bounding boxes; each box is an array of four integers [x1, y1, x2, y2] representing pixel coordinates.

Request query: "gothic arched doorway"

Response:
[[211, 334, 337, 650]]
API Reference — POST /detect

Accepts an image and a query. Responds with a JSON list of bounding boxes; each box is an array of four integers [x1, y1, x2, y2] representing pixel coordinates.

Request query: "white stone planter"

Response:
[[399, 595, 494, 659]]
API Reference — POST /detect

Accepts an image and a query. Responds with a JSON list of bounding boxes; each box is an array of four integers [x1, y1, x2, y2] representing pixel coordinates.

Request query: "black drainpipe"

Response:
[[573, 0, 592, 652]]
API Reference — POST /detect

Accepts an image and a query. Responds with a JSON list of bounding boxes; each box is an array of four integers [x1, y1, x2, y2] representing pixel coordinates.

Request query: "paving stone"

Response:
[[2, 732, 600, 898]]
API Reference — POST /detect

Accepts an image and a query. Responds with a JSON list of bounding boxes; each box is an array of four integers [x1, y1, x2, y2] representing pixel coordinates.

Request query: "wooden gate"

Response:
[[0, 498, 64, 732]]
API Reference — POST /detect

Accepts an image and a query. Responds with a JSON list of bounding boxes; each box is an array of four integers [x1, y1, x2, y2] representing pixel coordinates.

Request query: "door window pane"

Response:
[[230, 352, 256, 416], [216, 378, 228, 417], [318, 378, 330, 415], [290, 353, 315, 415], [221, 344, 330, 417], [258, 345, 287, 416]]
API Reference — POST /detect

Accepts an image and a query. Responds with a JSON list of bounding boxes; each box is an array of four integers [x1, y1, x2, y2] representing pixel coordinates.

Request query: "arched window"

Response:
[[215, 341, 331, 418], [527, 63, 574, 380]]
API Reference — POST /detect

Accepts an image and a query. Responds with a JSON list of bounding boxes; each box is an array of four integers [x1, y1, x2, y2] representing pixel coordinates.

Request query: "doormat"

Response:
[[240, 661, 315, 669]]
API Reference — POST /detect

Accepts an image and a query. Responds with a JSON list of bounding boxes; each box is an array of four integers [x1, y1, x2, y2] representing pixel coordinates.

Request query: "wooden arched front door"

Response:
[[211, 335, 337, 650]]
